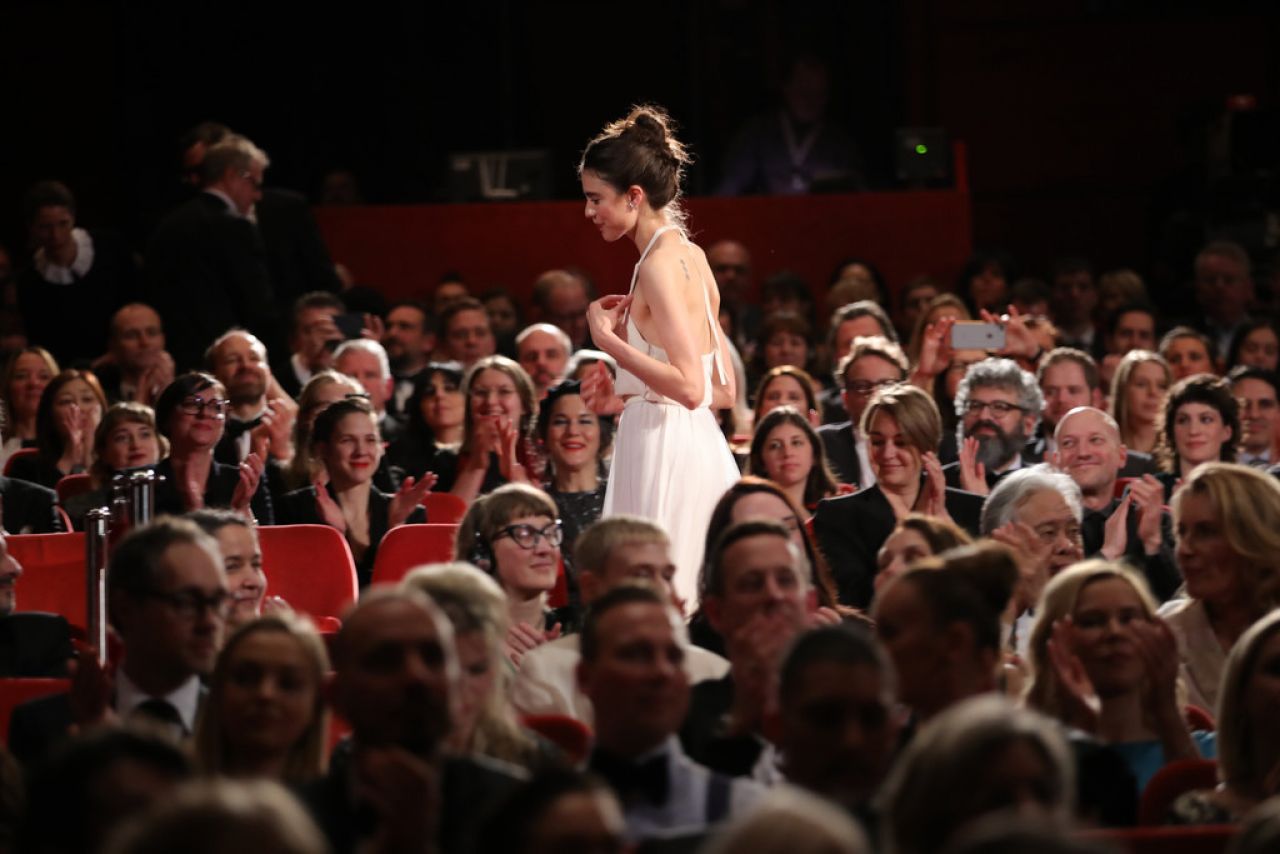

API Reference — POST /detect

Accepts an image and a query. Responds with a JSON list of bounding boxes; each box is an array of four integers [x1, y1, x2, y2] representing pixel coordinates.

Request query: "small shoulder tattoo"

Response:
[[679, 258, 691, 280]]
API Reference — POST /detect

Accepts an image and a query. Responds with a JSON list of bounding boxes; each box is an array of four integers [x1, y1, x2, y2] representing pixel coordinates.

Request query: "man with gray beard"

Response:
[[943, 358, 1044, 495]]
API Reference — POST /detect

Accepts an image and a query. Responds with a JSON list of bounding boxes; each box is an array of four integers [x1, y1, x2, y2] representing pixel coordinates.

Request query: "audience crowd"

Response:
[[0, 120, 1277, 853]]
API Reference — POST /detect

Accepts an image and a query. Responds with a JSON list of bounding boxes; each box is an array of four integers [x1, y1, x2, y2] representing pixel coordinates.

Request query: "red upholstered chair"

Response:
[[0, 677, 70, 741], [257, 525, 359, 623], [1114, 477, 1138, 498], [1079, 825, 1235, 854], [1138, 759, 1221, 826], [369, 524, 459, 586], [8, 532, 87, 629], [423, 493, 467, 525], [54, 473, 93, 505], [521, 713, 592, 766], [1185, 704, 1216, 732], [2, 448, 38, 478]]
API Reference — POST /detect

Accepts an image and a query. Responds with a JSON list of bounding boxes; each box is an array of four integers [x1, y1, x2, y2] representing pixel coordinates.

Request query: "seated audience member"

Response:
[[1050, 408, 1180, 601], [103, 778, 327, 854], [206, 329, 295, 470], [276, 398, 430, 585], [1097, 268, 1149, 318], [431, 275, 470, 317], [774, 624, 898, 819], [957, 249, 1015, 315], [193, 613, 328, 783], [1192, 239, 1255, 362], [401, 563, 553, 770], [748, 405, 843, 513], [702, 787, 869, 854], [479, 768, 626, 854], [513, 516, 728, 724], [1162, 463, 1280, 710], [582, 584, 762, 841], [516, 323, 571, 400], [818, 336, 909, 486], [481, 288, 522, 356], [754, 365, 822, 428], [681, 520, 838, 777], [1109, 349, 1171, 456], [905, 292, 971, 364], [818, 301, 898, 423], [1227, 366, 1279, 468], [96, 303, 175, 406], [17, 180, 137, 366], [281, 369, 365, 492], [453, 484, 567, 656], [334, 338, 401, 444], [1154, 373, 1239, 501], [1024, 560, 1213, 794], [874, 512, 972, 593], [0, 472, 61, 534], [813, 384, 985, 608], [1048, 257, 1099, 354], [1170, 608, 1280, 824], [896, 276, 939, 341], [0, 346, 57, 466], [705, 240, 757, 349], [278, 292, 345, 398], [152, 373, 272, 523], [1098, 301, 1158, 391], [20, 729, 192, 854], [1227, 317, 1280, 373], [1160, 326, 1216, 381], [8, 369, 106, 490], [299, 588, 525, 853], [946, 358, 1045, 494], [1010, 276, 1051, 317], [385, 361, 464, 493], [186, 509, 271, 630], [531, 268, 593, 352], [64, 402, 167, 527], [749, 311, 814, 390], [760, 273, 816, 333], [873, 545, 1016, 721], [538, 381, 610, 578], [881, 695, 1073, 854], [450, 355, 541, 503], [440, 296, 498, 368], [10, 518, 230, 764], [382, 299, 435, 417]]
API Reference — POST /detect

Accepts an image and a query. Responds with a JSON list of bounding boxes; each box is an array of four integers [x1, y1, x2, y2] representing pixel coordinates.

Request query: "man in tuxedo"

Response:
[[513, 516, 728, 724], [300, 587, 524, 853], [817, 336, 908, 488], [278, 291, 346, 398], [94, 303, 175, 406], [146, 135, 278, 371], [334, 339, 403, 445], [383, 300, 435, 419], [1228, 366, 1280, 469], [9, 518, 228, 764], [944, 358, 1043, 492], [582, 583, 761, 843], [206, 330, 291, 465]]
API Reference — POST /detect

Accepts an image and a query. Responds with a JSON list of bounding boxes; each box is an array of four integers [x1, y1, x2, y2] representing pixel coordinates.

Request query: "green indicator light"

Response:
[[915, 144, 929, 155]]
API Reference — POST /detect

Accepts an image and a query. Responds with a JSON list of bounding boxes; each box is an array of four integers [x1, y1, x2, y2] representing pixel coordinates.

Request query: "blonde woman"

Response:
[[1108, 350, 1171, 455]]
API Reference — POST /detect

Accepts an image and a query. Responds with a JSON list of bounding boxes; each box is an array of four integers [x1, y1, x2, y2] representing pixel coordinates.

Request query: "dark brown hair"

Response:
[[578, 105, 691, 211]]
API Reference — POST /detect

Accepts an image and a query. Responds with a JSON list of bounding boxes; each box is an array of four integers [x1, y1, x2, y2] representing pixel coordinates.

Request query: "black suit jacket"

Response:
[[817, 421, 862, 487], [145, 193, 278, 371], [812, 483, 986, 608], [942, 460, 1018, 492], [1080, 497, 1181, 602], [254, 189, 342, 303], [0, 475, 62, 534], [152, 458, 274, 526], [678, 675, 762, 778]]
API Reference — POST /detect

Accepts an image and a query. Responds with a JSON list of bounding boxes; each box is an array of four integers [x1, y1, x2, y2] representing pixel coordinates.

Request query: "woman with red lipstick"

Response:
[[154, 372, 273, 524], [747, 405, 842, 513], [1024, 560, 1213, 795], [578, 105, 739, 609], [1153, 374, 1239, 502], [278, 397, 432, 586], [9, 369, 107, 489], [537, 381, 611, 571], [0, 346, 58, 469], [451, 355, 541, 505], [62, 402, 167, 530]]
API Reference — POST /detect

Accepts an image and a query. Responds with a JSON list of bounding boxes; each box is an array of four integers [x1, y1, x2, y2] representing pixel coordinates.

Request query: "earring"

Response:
[[627, 199, 636, 211]]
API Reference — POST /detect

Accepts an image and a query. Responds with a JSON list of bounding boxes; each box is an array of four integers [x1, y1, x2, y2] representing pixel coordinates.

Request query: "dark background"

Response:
[[2, 0, 1278, 294]]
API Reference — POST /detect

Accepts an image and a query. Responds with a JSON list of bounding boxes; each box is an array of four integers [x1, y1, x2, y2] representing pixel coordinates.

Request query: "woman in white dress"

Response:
[[579, 105, 740, 608]]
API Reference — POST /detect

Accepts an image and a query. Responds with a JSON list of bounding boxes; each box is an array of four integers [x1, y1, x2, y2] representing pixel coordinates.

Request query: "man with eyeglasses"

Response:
[[1228, 366, 1280, 469], [10, 519, 229, 765], [817, 337, 908, 488], [944, 358, 1043, 493]]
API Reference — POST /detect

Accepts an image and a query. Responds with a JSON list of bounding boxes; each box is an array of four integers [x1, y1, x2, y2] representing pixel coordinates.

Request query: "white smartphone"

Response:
[[950, 321, 1005, 351]]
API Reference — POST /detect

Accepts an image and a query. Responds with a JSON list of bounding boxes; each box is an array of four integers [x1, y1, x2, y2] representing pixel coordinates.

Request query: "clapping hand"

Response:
[[581, 361, 623, 415], [389, 473, 438, 528], [958, 436, 989, 496], [1047, 617, 1101, 733], [230, 452, 265, 519]]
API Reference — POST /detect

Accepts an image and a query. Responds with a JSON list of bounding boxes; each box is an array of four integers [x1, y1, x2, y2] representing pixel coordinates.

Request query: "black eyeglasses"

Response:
[[178, 396, 229, 417], [494, 521, 564, 550], [137, 588, 232, 620], [845, 378, 899, 396], [962, 400, 1027, 417]]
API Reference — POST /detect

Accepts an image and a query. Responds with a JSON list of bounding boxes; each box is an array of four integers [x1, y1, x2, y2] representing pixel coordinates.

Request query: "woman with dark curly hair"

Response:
[[384, 361, 464, 493], [537, 380, 612, 565], [1154, 373, 1239, 501]]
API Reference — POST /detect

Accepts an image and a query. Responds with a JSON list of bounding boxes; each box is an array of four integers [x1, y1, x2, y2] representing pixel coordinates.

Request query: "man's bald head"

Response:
[[1053, 405, 1121, 445]]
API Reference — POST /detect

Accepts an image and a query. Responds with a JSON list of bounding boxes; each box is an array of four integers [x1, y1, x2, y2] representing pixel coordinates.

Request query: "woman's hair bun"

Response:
[[624, 104, 692, 165]]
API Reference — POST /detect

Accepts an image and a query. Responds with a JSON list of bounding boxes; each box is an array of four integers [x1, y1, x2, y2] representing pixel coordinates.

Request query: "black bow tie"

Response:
[[589, 749, 669, 805], [225, 415, 263, 439]]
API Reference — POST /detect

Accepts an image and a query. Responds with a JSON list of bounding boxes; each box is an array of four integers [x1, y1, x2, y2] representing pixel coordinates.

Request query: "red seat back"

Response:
[[1185, 704, 1216, 732], [521, 713, 592, 766], [423, 493, 467, 525], [54, 473, 94, 505], [2, 448, 38, 478], [8, 533, 87, 629], [369, 524, 460, 586], [0, 678, 70, 742], [1080, 825, 1235, 854], [257, 525, 359, 622], [1138, 758, 1221, 826]]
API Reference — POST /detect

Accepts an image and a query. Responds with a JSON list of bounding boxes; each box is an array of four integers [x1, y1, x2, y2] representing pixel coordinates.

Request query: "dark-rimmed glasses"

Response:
[[494, 521, 564, 550]]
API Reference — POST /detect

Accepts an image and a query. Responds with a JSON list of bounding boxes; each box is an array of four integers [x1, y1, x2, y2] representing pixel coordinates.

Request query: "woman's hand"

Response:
[[389, 473, 438, 528], [313, 475, 347, 533], [253, 397, 297, 463], [958, 436, 990, 496], [67, 641, 117, 732], [504, 621, 561, 667], [465, 416, 502, 471], [57, 403, 86, 468], [136, 351, 176, 408], [586, 294, 631, 350], [991, 520, 1052, 613], [912, 317, 956, 382], [494, 417, 531, 484], [917, 451, 955, 522], [1048, 616, 1101, 733], [980, 304, 1041, 362], [230, 452, 265, 519], [1100, 492, 1132, 560], [580, 361, 624, 416]]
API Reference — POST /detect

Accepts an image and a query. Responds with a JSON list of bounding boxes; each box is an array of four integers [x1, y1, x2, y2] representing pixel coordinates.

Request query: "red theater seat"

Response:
[[2, 449, 38, 478], [257, 525, 359, 622], [423, 493, 467, 525], [1138, 759, 1221, 827], [54, 473, 94, 505], [369, 524, 460, 586], [1080, 825, 1235, 854], [521, 713, 592, 766], [8, 533, 87, 628], [0, 678, 70, 742]]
